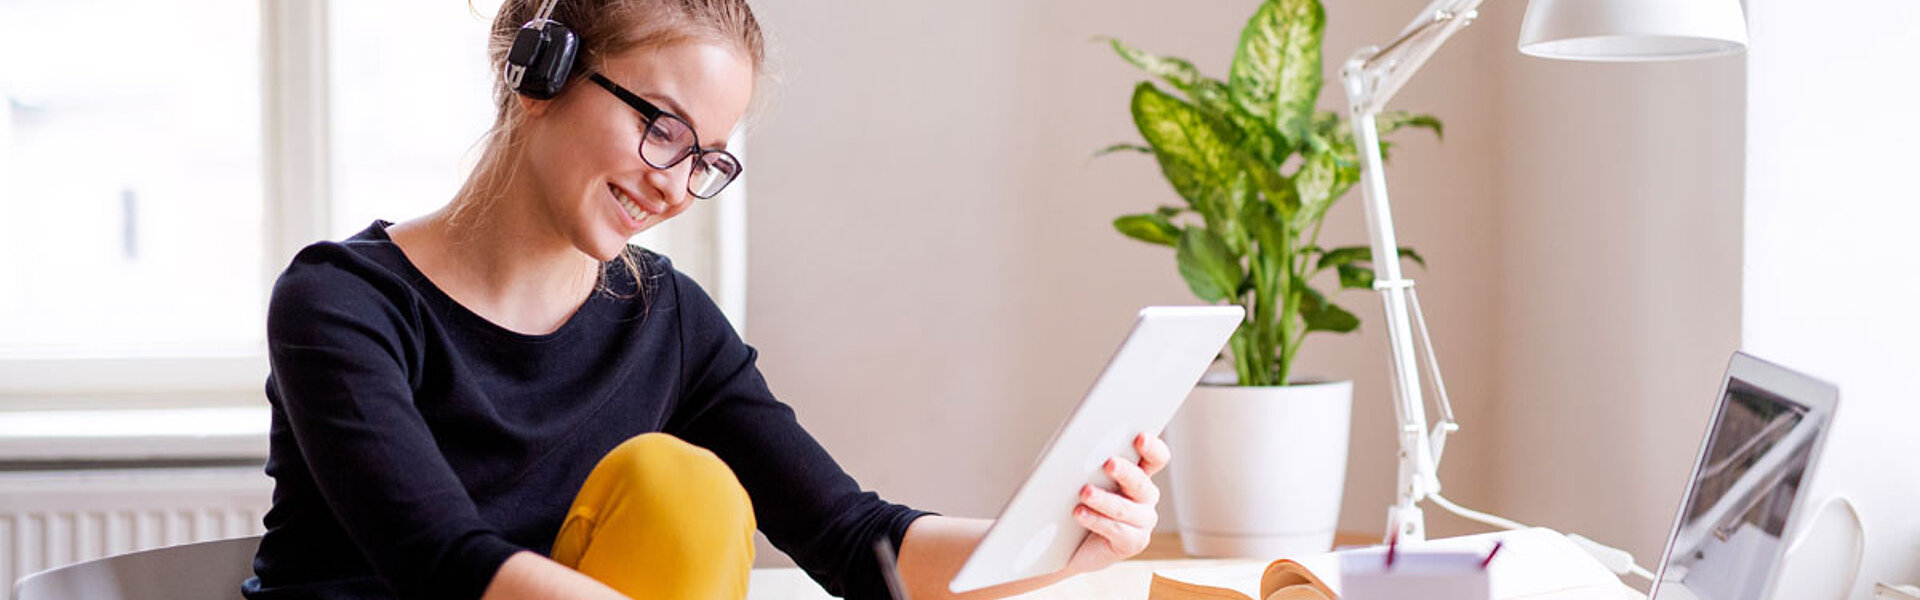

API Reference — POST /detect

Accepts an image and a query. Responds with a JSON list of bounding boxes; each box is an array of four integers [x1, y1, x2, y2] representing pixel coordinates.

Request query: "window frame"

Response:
[[0, 0, 748, 416]]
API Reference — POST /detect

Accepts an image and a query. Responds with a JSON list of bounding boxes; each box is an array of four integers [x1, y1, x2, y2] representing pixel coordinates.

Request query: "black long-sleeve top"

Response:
[[242, 221, 928, 600]]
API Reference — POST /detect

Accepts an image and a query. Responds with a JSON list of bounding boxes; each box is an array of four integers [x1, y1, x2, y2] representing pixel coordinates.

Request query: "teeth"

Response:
[[611, 186, 647, 222]]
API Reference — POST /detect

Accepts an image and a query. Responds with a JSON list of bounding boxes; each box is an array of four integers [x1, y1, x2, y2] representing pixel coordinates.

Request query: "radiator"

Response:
[[0, 466, 271, 592]]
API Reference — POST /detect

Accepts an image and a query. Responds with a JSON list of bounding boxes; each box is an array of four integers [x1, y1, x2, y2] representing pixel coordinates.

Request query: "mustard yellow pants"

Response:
[[551, 433, 757, 600]]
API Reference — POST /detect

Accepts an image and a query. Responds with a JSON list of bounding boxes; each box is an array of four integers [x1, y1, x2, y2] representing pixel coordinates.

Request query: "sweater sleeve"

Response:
[[265, 245, 523, 600], [662, 269, 932, 600]]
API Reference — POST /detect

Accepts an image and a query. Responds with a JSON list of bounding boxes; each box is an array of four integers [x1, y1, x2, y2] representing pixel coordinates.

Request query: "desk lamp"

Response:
[[1341, 0, 1747, 547]]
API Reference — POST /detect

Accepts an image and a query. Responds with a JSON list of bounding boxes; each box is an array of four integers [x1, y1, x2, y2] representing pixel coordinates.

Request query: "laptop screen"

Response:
[[1650, 376, 1825, 600]]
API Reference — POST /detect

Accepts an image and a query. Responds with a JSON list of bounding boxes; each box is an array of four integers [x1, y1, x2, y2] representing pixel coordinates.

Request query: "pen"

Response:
[[1479, 541, 1504, 570], [1385, 527, 1399, 569]]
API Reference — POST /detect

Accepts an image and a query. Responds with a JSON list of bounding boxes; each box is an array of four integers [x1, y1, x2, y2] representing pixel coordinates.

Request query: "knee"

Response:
[[594, 434, 753, 524], [606, 433, 719, 470]]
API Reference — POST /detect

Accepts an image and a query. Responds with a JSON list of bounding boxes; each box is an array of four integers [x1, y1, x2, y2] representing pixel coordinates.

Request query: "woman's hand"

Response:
[[1064, 433, 1171, 574]]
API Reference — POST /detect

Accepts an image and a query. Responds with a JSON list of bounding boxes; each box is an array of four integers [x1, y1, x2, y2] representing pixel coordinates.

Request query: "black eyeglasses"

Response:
[[587, 72, 743, 199]]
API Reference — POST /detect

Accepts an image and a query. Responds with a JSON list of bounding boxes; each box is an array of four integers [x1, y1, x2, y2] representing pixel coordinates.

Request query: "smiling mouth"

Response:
[[610, 184, 655, 224]]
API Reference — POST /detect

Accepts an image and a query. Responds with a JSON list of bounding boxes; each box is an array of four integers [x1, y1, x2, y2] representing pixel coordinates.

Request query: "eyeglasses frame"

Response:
[[586, 72, 743, 199]]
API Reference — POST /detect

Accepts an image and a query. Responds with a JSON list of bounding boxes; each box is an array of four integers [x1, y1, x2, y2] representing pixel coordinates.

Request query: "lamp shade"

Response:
[[1518, 0, 1748, 61]]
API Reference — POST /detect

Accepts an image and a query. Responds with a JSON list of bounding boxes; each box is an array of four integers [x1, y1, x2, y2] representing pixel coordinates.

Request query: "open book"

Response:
[[1148, 528, 1641, 600]]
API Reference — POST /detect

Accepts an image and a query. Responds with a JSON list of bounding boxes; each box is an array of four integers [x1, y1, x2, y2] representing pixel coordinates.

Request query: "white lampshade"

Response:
[[1518, 0, 1748, 62]]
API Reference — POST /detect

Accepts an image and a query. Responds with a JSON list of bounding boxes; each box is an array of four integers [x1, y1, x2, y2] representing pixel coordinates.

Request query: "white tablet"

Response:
[[948, 305, 1244, 593]]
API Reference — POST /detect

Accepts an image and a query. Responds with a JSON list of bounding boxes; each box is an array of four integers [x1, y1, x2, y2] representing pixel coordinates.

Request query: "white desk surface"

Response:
[[745, 531, 1647, 600], [748, 558, 1256, 600]]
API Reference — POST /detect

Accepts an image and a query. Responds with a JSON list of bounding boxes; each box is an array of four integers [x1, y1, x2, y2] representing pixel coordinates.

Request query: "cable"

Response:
[[1429, 492, 1527, 531], [1628, 564, 1656, 581], [1428, 493, 1660, 581]]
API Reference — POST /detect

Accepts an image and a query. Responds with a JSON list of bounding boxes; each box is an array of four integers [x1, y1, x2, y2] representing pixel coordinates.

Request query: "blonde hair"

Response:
[[456, 0, 766, 298]]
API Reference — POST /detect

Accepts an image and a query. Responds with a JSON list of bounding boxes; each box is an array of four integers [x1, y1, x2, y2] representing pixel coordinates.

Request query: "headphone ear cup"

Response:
[[505, 21, 579, 100]]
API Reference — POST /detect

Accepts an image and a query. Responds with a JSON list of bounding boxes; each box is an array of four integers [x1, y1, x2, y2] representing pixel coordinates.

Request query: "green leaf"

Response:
[[1131, 82, 1241, 224], [1176, 228, 1243, 303], [1399, 247, 1427, 268], [1376, 111, 1444, 140], [1105, 37, 1205, 95], [1237, 151, 1297, 218], [1337, 264, 1374, 289], [1315, 245, 1427, 270], [1227, 0, 1324, 147], [1093, 142, 1153, 158], [1293, 149, 1340, 225], [1316, 246, 1368, 269], [1300, 286, 1360, 333], [1113, 213, 1181, 246], [1155, 205, 1184, 217]]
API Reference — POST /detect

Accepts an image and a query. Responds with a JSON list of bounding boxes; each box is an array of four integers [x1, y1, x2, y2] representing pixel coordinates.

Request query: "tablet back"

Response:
[[948, 305, 1243, 592]]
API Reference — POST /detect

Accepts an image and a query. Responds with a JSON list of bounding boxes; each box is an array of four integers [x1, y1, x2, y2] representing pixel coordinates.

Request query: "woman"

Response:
[[242, 1, 1169, 599]]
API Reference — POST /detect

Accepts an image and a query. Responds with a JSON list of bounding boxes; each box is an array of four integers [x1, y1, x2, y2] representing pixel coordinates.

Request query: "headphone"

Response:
[[503, 0, 579, 100]]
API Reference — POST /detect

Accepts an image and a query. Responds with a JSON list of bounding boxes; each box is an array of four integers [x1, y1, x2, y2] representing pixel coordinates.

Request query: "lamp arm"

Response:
[[1350, 0, 1487, 113], [1338, 0, 1485, 543]]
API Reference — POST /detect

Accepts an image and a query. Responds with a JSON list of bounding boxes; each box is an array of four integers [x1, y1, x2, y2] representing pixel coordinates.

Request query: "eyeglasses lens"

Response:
[[639, 115, 697, 169], [689, 152, 742, 198]]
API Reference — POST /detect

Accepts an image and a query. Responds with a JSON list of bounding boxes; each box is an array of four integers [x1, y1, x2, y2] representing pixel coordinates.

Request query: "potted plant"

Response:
[[1100, 0, 1440, 557]]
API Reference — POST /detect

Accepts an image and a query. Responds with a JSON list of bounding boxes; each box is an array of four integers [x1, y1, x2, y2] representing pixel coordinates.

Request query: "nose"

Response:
[[643, 164, 690, 210]]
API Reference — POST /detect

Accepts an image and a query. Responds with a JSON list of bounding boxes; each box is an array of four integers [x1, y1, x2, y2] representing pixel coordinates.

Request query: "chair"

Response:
[[12, 536, 260, 600]]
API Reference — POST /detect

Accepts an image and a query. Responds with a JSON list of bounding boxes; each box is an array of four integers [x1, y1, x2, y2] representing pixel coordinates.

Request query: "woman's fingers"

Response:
[[1079, 483, 1154, 528], [1066, 439, 1170, 566], [1135, 433, 1172, 477], [1073, 504, 1148, 555], [1107, 455, 1162, 507]]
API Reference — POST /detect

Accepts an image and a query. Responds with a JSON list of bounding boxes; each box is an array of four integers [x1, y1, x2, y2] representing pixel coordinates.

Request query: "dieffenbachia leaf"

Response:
[[1093, 142, 1153, 158], [1293, 149, 1341, 226], [1106, 37, 1206, 96], [1376, 111, 1444, 140], [1114, 213, 1182, 246], [1299, 286, 1360, 333], [1131, 82, 1242, 222], [1176, 228, 1244, 303], [1337, 264, 1373, 289], [1315, 245, 1427, 270], [1228, 0, 1324, 148]]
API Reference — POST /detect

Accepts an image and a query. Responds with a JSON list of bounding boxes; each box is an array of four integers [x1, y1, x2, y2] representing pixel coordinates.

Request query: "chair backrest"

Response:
[[12, 536, 260, 600]]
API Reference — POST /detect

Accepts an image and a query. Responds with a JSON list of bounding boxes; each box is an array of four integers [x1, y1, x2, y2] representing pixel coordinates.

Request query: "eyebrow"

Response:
[[646, 90, 732, 150], [591, 73, 731, 151], [648, 91, 696, 131]]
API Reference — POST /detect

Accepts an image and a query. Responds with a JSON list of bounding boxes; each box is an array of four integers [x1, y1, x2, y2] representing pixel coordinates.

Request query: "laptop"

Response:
[[1648, 351, 1840, 600]]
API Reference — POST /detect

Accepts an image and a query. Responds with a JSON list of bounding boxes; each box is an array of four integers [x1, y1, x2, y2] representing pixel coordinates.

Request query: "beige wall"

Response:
[[740, 0, 1742, 570], [1482, 0, 1746, 565]]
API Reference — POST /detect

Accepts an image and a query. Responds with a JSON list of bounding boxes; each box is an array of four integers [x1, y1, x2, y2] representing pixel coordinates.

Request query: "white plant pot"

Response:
[[1166, 377, 1352, 558]]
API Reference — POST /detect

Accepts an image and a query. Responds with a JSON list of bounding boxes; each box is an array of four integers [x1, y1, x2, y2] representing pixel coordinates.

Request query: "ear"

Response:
[[516, 94, 553, 118]]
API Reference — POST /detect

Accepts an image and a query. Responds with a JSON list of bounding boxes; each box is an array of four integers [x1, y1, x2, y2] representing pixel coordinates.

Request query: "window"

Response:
[[0, 0, 265, 357], [0, 0, 746, 412]]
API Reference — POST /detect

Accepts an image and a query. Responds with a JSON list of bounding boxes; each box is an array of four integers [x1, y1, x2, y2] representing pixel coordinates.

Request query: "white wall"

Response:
[[1744, 0, 1920, 595]]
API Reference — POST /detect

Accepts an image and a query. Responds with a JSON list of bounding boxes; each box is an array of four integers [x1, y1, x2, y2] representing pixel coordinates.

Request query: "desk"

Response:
[[746, 532, 1369, 600], [746, 532, 1644, 600]]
